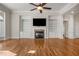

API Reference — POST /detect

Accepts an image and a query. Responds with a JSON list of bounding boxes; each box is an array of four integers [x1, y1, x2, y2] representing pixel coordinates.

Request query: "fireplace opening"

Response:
[[35, 30, 44, 38]]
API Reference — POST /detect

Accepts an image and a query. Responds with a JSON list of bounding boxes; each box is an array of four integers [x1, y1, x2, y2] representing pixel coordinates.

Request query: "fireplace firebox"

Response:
[[35, 30, 44, 38]]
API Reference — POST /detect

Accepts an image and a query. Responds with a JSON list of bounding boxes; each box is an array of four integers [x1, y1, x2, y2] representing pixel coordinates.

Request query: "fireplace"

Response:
[[35, 30, 44, 38]]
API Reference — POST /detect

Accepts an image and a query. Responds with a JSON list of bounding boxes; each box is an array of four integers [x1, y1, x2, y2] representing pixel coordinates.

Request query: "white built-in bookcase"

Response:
[[19, 15, 58, 39]]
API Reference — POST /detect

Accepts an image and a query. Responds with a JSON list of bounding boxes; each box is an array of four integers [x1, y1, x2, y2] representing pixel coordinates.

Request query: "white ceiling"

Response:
[[71, 4, 79, 14], [63, 4, 79, 15], [1, 3, 67, 12]]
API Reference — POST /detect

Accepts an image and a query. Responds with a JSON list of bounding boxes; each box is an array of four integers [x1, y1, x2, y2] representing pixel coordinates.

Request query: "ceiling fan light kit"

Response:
[[30, 3, 52, 13], [37, 6, 43, 10]]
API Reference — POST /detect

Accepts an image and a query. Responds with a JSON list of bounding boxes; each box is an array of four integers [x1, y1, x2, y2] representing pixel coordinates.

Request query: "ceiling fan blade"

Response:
[[30, 3, 38, 6], [38, 3, 42, 6], [40, 10, 42, 13], [42, 3, 47, 6], [30, 8, 37, 11], [43, 7, 52, 10]]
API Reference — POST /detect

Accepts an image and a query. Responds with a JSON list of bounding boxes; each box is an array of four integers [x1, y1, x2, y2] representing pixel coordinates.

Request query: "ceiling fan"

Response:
[[30, 3, 52, 13]]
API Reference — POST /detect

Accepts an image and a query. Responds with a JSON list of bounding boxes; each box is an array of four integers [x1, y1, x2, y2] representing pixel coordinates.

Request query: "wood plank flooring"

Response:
[[0, 38, 79, 56]]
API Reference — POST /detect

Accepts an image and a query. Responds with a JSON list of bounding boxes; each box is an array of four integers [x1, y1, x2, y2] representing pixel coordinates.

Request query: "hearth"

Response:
[[35, 30, 44, 38]]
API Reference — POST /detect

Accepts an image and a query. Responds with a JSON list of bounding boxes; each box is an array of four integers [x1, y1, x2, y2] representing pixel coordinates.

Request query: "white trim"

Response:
[[4, 11, 6, 40]]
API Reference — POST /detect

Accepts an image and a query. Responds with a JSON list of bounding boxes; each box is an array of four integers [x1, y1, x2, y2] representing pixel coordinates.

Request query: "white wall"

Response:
[[57, 15, 64, 39], [11, 14, 19, 38], [11, 11, 64, 39], [68, 15, 74, 39], [74, 14, 79, 38]]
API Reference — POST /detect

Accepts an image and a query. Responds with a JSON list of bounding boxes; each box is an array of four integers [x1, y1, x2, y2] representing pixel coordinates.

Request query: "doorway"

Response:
[[63, 21, 68, 39]]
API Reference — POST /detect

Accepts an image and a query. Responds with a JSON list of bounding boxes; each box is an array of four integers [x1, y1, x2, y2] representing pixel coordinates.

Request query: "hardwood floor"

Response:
[[0, 38, 79, 56]]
